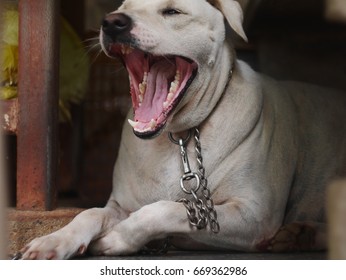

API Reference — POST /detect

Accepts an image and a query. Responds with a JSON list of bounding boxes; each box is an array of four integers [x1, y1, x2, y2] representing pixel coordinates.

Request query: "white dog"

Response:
[[21, 0, 346, 259]]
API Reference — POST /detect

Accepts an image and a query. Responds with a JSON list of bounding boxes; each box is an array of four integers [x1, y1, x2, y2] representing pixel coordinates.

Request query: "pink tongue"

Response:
[[135, 60, 175, 122]]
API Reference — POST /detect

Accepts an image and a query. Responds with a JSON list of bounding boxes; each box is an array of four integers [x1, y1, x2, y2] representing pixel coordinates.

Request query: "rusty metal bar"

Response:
[[0, 0, 8, 259], [17, 0, 60, 210]]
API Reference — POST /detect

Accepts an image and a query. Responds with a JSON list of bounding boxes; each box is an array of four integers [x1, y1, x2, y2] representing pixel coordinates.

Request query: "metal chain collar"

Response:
[[169, 128, 220, 234]]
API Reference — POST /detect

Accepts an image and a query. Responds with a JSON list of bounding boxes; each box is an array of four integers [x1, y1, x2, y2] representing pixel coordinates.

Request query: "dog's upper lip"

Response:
[[106, 43, 198, 138]]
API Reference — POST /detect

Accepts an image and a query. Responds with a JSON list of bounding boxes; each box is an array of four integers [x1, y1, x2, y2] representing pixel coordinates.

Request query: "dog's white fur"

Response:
[[22, 0, 346, 259]]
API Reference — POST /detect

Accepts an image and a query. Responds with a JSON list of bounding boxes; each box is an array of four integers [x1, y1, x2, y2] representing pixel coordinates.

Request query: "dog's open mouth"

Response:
[[107, 44, 198, 138]]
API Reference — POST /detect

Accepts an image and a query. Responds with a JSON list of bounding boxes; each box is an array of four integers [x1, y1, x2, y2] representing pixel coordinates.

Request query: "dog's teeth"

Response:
[[128, 119, 139, 128], [121, 45, 134, 55], [150, 119, 157, 129], [163, 101, 169, 109], [121, 45, 126, 55], [143, 72, 148, 83], [126, 46, 134, 55], [138, 72, 148, 97], [138, 94, 144, 103], [175, 70, 181, 81], [139, 83, 146, 95], [170, 81, 178, 93], [169, 79, 179, 94], [167, 92, 174, 102]]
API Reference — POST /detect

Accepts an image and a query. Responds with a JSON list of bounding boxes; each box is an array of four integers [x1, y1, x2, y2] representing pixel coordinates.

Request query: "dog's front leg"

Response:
[[21, 200, 128, 259], [88, 200, 271, 255], [88, 201, 190, 255]]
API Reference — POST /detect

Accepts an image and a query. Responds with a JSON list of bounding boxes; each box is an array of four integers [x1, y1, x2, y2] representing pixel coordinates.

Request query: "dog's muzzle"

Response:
[[99, 12, 198, 139]]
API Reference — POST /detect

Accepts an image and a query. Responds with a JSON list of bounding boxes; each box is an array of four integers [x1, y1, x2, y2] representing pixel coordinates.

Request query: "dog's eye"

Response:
[[162, 8, 181, 16]]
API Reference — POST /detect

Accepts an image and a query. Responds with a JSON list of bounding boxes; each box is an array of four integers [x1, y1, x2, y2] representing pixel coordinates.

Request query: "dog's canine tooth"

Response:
[[126, 46, 134, 55], [121, 44, 134, 55], [128, 119, 139, 128], [121, 44, 126, 55]]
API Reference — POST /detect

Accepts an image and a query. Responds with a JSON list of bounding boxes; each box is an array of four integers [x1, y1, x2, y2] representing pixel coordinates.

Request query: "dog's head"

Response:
[[100, 0, 247, 139]]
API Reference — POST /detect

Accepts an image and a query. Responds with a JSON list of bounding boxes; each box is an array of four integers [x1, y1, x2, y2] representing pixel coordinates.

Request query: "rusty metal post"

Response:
[[17, 0, 60, 210], [0, 0, 8, 259]]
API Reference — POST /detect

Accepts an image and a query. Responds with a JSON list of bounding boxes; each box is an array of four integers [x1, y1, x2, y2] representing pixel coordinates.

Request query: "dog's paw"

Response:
[[21, 233, 87, 260], [89, 230, 142, 256], [257, 223, 317, 252]]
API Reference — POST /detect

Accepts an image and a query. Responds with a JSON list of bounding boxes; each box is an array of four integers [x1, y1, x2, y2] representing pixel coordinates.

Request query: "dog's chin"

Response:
[[105, 43, 198, 139], [133, 122, 166, 139]]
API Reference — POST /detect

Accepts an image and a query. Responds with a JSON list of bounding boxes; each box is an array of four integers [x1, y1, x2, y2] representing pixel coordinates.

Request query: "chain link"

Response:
[[169, 128, 220, 233]]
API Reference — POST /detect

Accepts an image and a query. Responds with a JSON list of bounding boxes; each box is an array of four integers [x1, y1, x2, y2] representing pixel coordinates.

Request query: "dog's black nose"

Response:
[[102, 13, 132, 38]]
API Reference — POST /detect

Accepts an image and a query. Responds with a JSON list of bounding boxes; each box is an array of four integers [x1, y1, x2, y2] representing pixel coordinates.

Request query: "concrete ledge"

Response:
[[8, 208, 83, 256]]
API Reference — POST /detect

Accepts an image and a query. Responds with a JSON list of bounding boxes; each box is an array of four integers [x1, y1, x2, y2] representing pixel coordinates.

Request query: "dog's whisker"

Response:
[[84, 43, 102, 59], [89, 27, 101, 33], [88, 48, 104, 66], [83, 37, 100, 44], [85, 42, 101, 53]]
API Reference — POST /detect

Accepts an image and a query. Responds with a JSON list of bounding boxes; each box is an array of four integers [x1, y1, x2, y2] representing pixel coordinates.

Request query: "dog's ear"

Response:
[[208, 0, 248, 42]]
